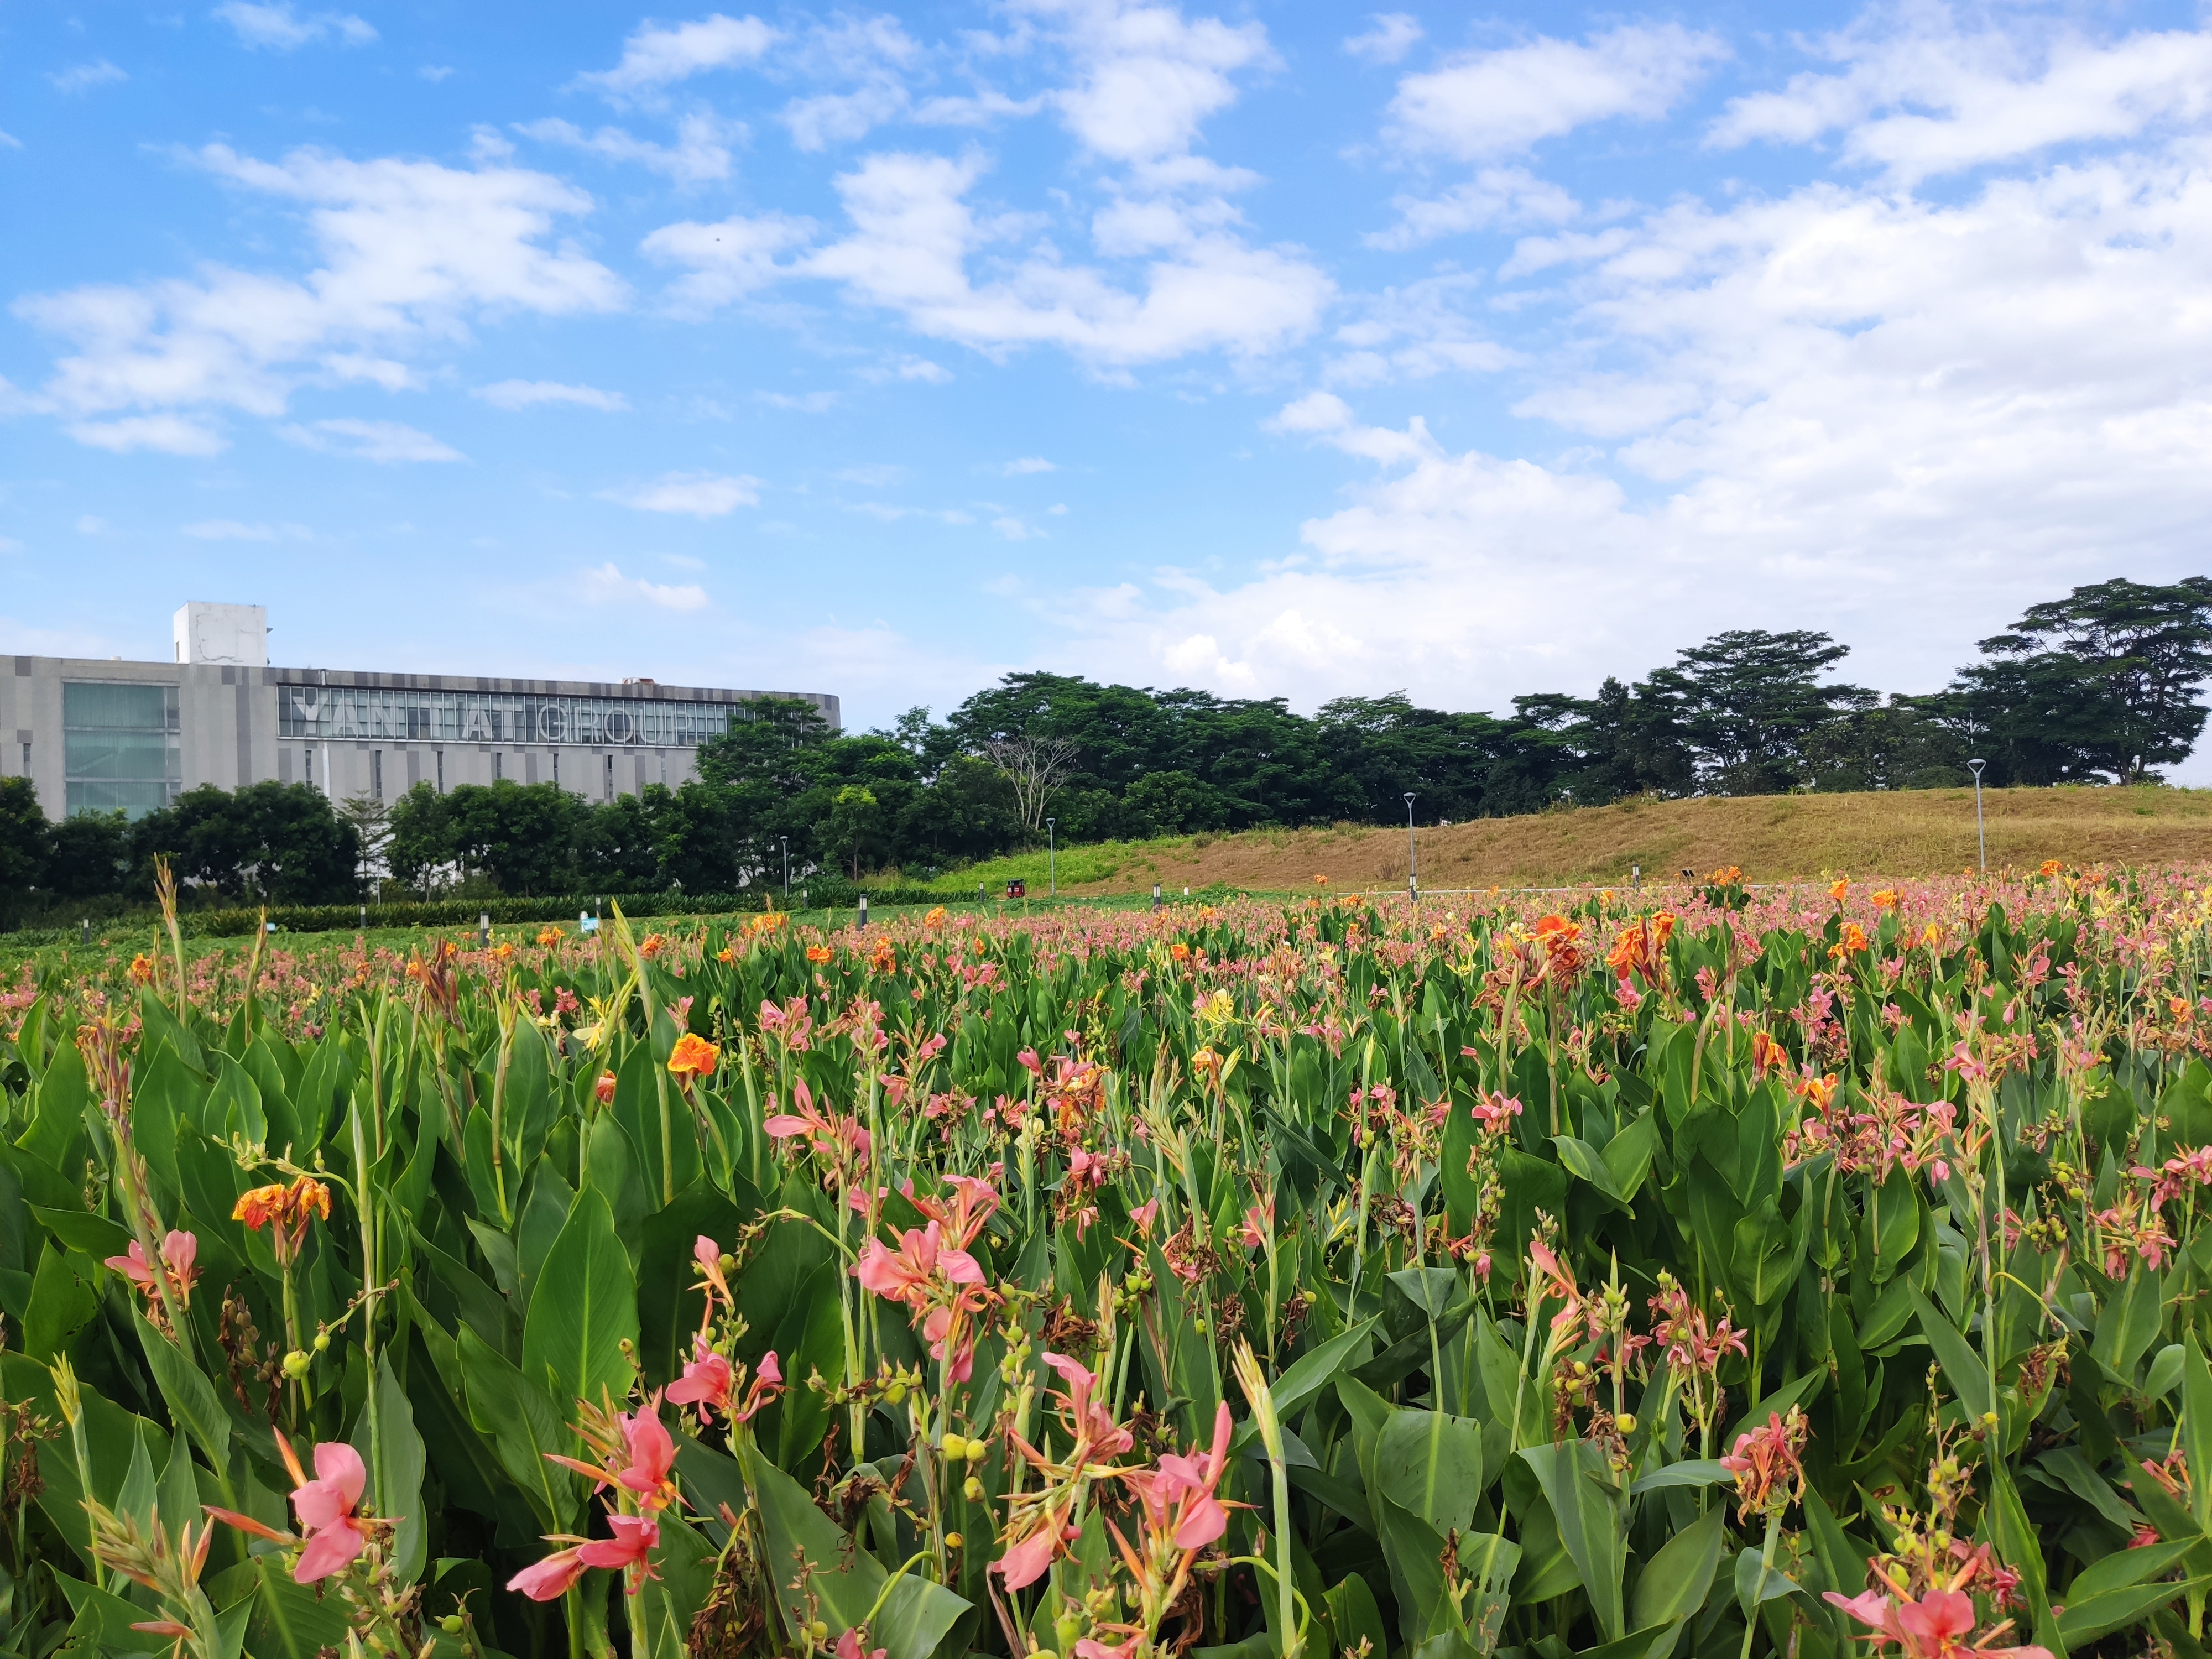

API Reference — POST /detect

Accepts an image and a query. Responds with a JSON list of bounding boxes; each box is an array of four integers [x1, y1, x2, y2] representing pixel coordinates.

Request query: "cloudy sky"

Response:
[[6, 0, 2212, 769]]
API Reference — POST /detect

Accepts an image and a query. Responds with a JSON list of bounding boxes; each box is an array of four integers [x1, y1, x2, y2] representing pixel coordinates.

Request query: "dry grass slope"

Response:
[[1025, 786, 2212, 894]]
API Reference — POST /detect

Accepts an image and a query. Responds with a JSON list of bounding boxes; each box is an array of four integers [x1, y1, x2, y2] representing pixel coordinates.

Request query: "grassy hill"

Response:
[[921, 785, 2212, 896]]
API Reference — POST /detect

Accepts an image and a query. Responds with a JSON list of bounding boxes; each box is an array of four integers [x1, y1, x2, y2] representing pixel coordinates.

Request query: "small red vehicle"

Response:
[[1006, 879, 1027, 898]]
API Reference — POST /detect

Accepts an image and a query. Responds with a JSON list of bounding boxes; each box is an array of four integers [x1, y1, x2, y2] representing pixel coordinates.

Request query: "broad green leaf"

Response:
[[134, 1307, 231, 1468], [1267, 1316, 1380, 1420], [1734, 1544, 1797, 1618], [2185, 1334, 2212, 1533], [2058, 1578, 2206, 1648], [1629, 1459, 1729, 1495], [743, 1448, 971, 1659], [1630, 1505, 1725, 1629], [2094, 1266, 2164, 1385], [1577, 1621, 1687, 1659], [456, 1324, 580, 1532], [54, 1572, 172, 1653], [238, 1554, 352, 1658], [1908, 1284, 1994, 1423], [351, 1354, 426, 1583], [23, 1241, 97, 1361], [1375, 1407, 1483, 1536], [1325, 1572, 1390, 1659], [1522, 1440, 1628, 1641], [520, 1185, 638, 1412], [1553, 1135, 1631, 1209]]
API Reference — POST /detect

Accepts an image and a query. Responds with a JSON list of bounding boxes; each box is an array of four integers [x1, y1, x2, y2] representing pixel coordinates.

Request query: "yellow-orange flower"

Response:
[[1313, 874, 1329, 886], [233, 1183, 290, 1232], [127, 953, 156, 986], [924, 905, 948, 928], [868, 938, 897, 974], [667, 1032, 721, 1080], [640, 933, 668, 960], [1708, 865, 1743, 884], [716, 946, 736, 963], [1170, 941, 1192, 962], [1827, 922, 1869, 960], [536, 927, 562, 947], [234, 1176, 331, 1260], [2039, 858, 2065, 877], [1870, 889, 1898, 909], [805, 944, 835, 964], [1829, 877, 1849, 904]]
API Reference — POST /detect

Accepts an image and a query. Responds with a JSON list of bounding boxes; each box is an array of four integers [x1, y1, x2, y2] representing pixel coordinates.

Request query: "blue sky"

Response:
[[7, 0, 2212, 774]]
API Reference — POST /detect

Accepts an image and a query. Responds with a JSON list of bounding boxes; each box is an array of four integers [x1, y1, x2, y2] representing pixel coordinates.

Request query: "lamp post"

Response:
[[780, 835, 790, 901], [1404, 793, 1417, 901], [1047, 817, 1056, 897], [1967, 759, 1987, 872]]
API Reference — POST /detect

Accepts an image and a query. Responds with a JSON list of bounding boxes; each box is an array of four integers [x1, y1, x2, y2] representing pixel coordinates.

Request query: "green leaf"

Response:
[[23, 1241, 97, 1361], [2185, 1335, 2212, 1534], [1325, 1572, 1390, 1659], [1577, 1621, 1688, 1659], [2070, 1540, 2197, 1601], [520, 1185, 638, 1412], [1601, 1112, 1660, 1202], [1907, 1284, 1993, 1423], [1628, 1459, 1729, 1495], [456, 1323, 580, 1532], [744, 1447, 971, 1659], [1375, 1408, 1483, 1536], [1630, 1505, 1725, 1629], [1267, 1316, 1380, 1420], [1553, 1136, 1631, 1209], [133, 1307, 232, 1468], [2058, 1578, 2206, 1648], [1375, 1496, 1453, 1645], [30, 1204, 131, 1261], [1521, 1440, 1628, 1641], [2094, 1266, 2164, 1385], [54, 1572, 173, 1653], [239, 1553, 354, 1658], [352, 1354, 427, 1583], [1734, 1543, 1797, 1619], [1868, 1167, 1920, 1282]]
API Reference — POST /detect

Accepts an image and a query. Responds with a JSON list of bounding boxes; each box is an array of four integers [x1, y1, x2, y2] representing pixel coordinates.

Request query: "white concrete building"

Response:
[[0, 603, 839, 821]]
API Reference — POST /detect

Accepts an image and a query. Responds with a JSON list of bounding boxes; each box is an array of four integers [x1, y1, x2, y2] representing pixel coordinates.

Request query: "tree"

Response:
[[46, 811, 129, 900], [0, 778, 47, 912], [337, 792, 394, 895], [1950, 577, 2212, 783], [817, 785, 885, 879], [980, 735, 1079, 834], [1660, 630, 1874, 795], [440, 781, 584, 895], [894, 755, 1021, 863]]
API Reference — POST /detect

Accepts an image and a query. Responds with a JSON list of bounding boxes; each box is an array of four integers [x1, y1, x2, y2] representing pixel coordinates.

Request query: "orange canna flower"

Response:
[[1313, 874, 1329, 886], [595, 1071, 617, 1105], [235, 1177, 330, 1262], [924, 906, 949, 927], [1871, 889, 1898, 908], [1170, 941, 1191, 962], [716, 946, 735, 963], [667, 1032, 721, 1080], [639, 934, 667, 960], [2038, 858, 2064, 877], [127, 953, 156, 986], [536, 927, 562, 947], [1751, 1029, 1790, 1077], [1828, 922, 1869, 960], [806, 945, 835, 964], [1830, 877, 1850, 903]]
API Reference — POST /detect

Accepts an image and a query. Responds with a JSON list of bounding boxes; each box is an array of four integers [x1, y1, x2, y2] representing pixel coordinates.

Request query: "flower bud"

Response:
[[808, 1621, 831, 1643], [963, 1476, 985, 1501], [885, 1380, 907, 1405], [440, 1616, 465, 1635], [283, 1349, 311, 1379], [966, 1438, 989, 1464], [941, 1433, 969, 1460], [945, 1532, 963, 1549], [1615, 1413, 1636, 1435], [313, 1330, 331, 1353]]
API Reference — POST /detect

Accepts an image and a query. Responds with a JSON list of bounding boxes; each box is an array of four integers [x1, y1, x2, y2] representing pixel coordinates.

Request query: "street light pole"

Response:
[[1967, 759, 1987, 873], [780, 835, 790, 901], [1404, 793, 1417, 902], [1047, 817, 1057, 897]]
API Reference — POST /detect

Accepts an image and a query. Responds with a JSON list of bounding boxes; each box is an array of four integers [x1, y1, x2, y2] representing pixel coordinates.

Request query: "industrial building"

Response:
[[0, 603, 841, 822]]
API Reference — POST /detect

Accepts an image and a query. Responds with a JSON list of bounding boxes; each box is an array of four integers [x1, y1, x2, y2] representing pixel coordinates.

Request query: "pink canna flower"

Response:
[[615, 1409, 677, 1510], [1123, 1402, 1235, 1552], [509, 1515, 664, 1601], [288, 1442, 369, 1584], [665, 1342, 734, 1416], [1042, 1352, 1134, 1458], [993, 1500, 1071, 1590], [508, 1548, 589, 1603], [835, 1629, 888, 1659], [105, 1230, 200, 1310], [854, 1223, 983, 1307]]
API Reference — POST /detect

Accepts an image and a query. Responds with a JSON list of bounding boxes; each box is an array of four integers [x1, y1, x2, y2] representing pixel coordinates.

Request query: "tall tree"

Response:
[[0, 778, 47, 919], [1659, 629, 1874, 795], [1952, 577, 2212, 782]]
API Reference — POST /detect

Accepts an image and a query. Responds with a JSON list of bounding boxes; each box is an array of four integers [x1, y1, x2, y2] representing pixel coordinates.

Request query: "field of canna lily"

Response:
[[7, 859, 2212, 1659]]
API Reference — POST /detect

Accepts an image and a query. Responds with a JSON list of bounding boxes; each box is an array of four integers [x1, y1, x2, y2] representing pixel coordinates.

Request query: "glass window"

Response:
[[64, 681, 180, 820]]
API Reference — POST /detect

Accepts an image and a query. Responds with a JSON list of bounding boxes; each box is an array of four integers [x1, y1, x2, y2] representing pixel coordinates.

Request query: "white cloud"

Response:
[[609, 472, 761, 515], [49, 61, 128, 94], [1365, 167, 1580, 251], [0, 538, 22, 555], [758, 389, 839, 412], [1324, 272, 1518, 385], [577, 13, 775, 99], [213, 3, 376, 50], [1265, 390, 1438, 466], [66, 415, 227, 455], [1344, 14, 1422, 66], [891, 356, 952, 382], [1002, 456, 1057, 474], [578, 562, 711, 611], [278, 417, 465, 462], [640, 212, 813, 313], [1020, 0, 1273, 162], [836, 463, 909, 486], [794, 150, 1331, 363], [181, 519, 312, 540], [419, 64, 454, 82], [1387, 25, 1726, 158], [993, 515, 1046, 540], [15, 145, 624, 429], [776, 15, 922, 151], [513, 113, 739, 184], [0, 129, 23, 150], [76, 516, 108, 535], [474, 379, 630, 411], [1709, 15, 2212, 181]]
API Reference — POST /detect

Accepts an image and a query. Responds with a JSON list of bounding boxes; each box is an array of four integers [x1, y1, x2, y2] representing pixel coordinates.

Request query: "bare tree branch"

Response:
[[980, 735, 1078, 833]]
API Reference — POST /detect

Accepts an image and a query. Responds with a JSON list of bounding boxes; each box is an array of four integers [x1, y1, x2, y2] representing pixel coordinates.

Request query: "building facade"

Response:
[[0, 603, 840, 822]]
